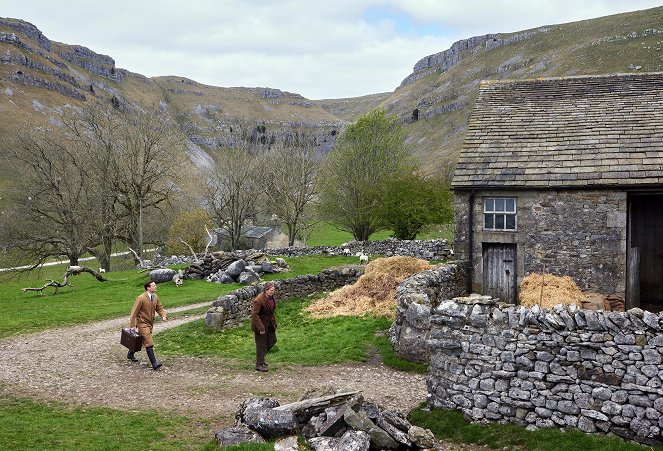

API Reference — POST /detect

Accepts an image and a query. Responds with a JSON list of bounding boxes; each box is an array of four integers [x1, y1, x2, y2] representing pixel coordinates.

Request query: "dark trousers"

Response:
[[254, 327, 277, 365]]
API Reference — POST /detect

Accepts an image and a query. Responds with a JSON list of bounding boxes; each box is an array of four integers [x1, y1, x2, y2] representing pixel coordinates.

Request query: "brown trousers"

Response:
[[254, 327, 277, 365], [137, 323, 155, 348]]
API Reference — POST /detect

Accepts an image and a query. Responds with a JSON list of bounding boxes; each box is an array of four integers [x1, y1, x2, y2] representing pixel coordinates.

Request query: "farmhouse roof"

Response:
[[452, 72, 663, 189], [214, 226, 274, 239]]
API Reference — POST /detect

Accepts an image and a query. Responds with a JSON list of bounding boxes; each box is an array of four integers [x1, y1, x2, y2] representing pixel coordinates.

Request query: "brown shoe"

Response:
[[255, 365, 268, 372]]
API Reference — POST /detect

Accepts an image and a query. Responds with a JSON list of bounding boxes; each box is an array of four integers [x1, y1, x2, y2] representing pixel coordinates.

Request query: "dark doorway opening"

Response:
[[628, 194, 663, 312]]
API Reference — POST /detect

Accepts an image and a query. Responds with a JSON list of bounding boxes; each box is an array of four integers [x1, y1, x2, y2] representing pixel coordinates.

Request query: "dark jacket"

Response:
[[251, 291, 277, 334]]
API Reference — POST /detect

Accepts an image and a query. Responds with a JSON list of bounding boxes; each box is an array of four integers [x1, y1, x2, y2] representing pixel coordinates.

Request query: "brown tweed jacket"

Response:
[[251, 291, 277, 334]]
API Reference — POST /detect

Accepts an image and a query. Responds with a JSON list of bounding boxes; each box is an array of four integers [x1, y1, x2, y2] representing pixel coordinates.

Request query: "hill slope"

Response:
[[2, 6, 663, 194]]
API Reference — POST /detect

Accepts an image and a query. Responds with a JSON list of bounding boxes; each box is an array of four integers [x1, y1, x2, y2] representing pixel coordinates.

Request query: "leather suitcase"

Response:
[[120, 328, 143, 352]]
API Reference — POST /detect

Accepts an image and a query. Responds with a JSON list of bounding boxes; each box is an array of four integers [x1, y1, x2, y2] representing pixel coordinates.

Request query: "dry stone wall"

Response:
[[205, 266, 363, 330], [389, 262, 467, 363], [266, 238, 452, 261], [427, 299, 663, 445]]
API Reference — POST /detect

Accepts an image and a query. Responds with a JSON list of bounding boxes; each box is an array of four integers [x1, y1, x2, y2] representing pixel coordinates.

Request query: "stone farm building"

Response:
[[451, 72, 663, 311]]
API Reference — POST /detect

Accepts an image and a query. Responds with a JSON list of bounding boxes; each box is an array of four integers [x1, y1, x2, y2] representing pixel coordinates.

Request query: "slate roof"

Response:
[[452, 72, 663, 190], [215, 226, 275, 239]]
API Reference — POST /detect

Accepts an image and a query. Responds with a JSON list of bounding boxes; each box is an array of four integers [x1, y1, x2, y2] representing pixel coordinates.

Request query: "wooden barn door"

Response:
[[482, 243, 517, 303], [629, 194, 663, 312]]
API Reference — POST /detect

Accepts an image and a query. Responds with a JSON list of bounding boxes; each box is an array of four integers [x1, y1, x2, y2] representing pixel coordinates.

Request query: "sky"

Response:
[[1, 1, 661, 99]]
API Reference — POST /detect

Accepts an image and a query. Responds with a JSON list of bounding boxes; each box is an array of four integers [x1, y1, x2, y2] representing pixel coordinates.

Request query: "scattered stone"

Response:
[[222, 392, 436, 450], [214, 425, 265, 447], [149, 268, 176, 283]]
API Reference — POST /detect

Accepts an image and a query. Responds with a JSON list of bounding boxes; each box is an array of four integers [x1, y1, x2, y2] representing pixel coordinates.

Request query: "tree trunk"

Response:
[[287, 222, 297, 247]]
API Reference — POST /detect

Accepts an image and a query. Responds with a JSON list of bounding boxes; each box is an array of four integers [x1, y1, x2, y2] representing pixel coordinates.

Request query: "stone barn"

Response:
[[451, 72, 663, 311]]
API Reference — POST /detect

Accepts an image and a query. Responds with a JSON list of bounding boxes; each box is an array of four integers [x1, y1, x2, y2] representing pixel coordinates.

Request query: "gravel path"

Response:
[[0, 303, 427, 420]]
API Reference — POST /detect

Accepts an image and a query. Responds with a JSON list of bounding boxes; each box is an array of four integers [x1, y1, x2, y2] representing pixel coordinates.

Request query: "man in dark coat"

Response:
[[251, 281, 277, 372], [129, 279, 168, 369]]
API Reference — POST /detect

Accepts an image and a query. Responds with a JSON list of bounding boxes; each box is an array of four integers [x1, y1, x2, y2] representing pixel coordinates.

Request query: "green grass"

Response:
[[0, 396, 218, 450], [408, 407, 661, 451], [374, 334, 428, 373], [158, 295, 393, 368], [304, 222, 393, 246], [0, 255, 356, 339], [304, 221, 452, 246]]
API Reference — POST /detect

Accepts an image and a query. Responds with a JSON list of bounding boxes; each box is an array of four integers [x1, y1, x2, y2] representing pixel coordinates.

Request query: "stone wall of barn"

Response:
[[453, 189, 627, 295], [427, 298, 663, 445]]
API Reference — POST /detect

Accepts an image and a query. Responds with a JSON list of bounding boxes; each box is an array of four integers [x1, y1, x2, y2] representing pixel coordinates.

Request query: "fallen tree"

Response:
[[21, 265, 108, 294]]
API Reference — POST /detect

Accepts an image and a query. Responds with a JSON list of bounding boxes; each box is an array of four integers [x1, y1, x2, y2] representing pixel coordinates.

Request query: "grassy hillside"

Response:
[[376, 6, 663, 173]]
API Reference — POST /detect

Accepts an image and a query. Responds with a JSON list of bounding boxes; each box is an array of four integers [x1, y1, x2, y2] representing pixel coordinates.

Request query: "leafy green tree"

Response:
[[166, 209, 212, 255], [376, 174, 453, 240], [317, 109, 416, 241]]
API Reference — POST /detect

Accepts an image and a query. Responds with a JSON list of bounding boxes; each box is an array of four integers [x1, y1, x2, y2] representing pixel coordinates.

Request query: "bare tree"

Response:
[[60, 103, 124, 271], [3, 128, 98, 267], [261, 131, 320, 246], [113, 108, 183, 261], [205, 145, 260, 250], [2, 100, 185, 270]]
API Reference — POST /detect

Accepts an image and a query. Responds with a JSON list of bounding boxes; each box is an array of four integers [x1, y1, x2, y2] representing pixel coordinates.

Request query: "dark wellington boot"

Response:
[[146, 347, 162, 370], [127, 351, 138, 362], [255, 364, 268, 372]]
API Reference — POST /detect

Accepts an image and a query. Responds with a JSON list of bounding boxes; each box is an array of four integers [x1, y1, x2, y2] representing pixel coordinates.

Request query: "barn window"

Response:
[[484, 197, 517, 231]]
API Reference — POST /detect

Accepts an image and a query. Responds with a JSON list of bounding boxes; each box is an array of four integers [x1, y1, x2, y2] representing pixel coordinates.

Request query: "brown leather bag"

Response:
[[120, 328, 143, 352]]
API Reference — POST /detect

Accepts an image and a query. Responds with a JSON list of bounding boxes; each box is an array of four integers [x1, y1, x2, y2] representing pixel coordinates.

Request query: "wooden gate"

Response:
[[482, 243, 517, 303]]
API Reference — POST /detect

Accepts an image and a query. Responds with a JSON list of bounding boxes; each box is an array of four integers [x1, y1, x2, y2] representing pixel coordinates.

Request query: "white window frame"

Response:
[[483, 197, 517, 231]]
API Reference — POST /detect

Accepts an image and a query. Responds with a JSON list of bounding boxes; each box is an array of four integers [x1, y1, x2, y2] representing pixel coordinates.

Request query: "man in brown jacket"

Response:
[[129, 279, 167, 369], [251, 281, 277, 372]]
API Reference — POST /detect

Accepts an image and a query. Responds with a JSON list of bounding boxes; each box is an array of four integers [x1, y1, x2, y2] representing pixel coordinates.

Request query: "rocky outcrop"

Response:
[[0, 18, 51, 50], [0, 46, 80, 88], [58, 45, 122, 81], [400, 30, 545, 87], [10, 70, 86, 100]]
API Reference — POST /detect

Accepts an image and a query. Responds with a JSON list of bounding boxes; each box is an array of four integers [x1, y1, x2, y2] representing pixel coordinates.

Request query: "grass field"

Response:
[[303, 221, 451, 246], [0, 254, 355, 339], [157, 294, 402, 369]]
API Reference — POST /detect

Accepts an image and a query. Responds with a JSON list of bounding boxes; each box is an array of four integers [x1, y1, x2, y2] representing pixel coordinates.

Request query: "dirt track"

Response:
[[0, 303, 493, 449], [0, 304, 426, 424]]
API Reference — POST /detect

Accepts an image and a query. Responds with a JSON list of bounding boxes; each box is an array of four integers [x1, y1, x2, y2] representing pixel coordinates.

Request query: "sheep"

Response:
[[342, 248, 351, 257], [359, 253, 368, 264], [172, 269, 184, 287]]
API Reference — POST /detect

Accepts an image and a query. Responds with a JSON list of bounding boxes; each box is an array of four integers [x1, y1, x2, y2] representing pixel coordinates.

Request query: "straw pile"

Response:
[[305, 256, 432, 319], [518, 273, 584, 309]]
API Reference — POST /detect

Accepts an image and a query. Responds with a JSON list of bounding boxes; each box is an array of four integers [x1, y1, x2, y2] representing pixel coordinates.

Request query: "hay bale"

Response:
[[582, 292, 606, 311], [605, 294, 625, 312], [518, 273, 583, 309], [305, 256, 432, 319]]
